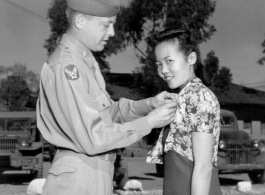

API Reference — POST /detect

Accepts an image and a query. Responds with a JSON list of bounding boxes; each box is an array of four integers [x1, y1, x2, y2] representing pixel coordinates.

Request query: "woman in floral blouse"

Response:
[[147, 28, 222, 195]]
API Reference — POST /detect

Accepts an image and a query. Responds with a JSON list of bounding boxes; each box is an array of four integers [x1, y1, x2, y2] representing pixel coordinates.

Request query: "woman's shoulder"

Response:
[[182, 78, 220, 107], [188, 78, 217, 95]]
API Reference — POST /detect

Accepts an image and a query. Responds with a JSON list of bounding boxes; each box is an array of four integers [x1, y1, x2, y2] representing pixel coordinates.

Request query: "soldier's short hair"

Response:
[[65, 7, 93, 29]]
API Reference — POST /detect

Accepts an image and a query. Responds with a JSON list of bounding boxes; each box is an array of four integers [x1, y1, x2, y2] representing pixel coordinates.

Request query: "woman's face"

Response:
[[155, 42, 191, 89]]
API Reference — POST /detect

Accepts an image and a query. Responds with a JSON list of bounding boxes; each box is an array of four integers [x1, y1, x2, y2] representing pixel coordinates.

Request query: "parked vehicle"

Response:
[[155, 109, 265, 183], [0, 112, 43, 180], [218, 109, 265, 183]]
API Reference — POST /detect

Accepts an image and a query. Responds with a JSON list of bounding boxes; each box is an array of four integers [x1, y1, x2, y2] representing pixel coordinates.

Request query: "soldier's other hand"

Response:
[[146, 101, 177, 129], [148, 91, 178, 109]]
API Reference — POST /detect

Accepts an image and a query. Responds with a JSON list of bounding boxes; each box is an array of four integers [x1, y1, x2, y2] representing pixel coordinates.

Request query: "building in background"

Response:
[[212, 83, 265, 140], [247, 85, 265, 93], [1, 73, 265, 142]]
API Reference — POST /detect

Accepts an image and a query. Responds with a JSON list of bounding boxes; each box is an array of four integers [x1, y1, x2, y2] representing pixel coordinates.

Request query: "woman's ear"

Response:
[[188, 52, 197, 65], [74, 14, 85, 30]]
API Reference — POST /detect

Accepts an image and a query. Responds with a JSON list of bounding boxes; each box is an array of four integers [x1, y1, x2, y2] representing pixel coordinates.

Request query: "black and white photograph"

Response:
[[0, 0, 265, 195]]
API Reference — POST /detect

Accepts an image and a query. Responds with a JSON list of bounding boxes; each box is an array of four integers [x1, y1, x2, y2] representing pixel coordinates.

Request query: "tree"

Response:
[[45, 0, 217, 97], [0, 63, 39, 111], [213, 67, 232, 92], [120, 0, 217, 97], [204, 50, 232, 93], [258, 34, 265, 65], [44, 0, 127, 72], [204, 50, 219, 85]]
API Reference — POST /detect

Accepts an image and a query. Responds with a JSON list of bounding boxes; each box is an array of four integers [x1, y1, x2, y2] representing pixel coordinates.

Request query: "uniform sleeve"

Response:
[[188, 89, 220, 134], [108, 98, 153, 124], [50, 63, 152, 155]]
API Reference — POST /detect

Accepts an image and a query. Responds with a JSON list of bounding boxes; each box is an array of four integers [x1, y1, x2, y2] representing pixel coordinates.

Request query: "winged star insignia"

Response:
[[64, 65, 80, 80]]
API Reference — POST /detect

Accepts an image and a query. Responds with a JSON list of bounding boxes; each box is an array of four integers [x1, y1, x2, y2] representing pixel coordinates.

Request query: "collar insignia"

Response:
[[64, 65, 80, 80]]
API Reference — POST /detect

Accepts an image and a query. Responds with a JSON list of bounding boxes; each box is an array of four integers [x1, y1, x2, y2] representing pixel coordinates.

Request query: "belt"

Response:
[[56, 147, 117, 163]]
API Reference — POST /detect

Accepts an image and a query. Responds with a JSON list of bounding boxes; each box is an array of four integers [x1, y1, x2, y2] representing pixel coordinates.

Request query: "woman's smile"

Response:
[[164, 75, 174, 82]]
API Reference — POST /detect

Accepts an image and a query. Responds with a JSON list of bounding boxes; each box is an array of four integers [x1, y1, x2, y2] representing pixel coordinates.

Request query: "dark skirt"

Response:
[[163, 150, 222, 195]]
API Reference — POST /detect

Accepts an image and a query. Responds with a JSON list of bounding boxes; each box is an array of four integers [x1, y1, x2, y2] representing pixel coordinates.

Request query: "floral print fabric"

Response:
[[146, 78, 220, 166]]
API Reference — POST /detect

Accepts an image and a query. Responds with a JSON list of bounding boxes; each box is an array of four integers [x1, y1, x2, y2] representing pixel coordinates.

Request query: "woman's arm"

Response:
[[191, 132, 214, 195]]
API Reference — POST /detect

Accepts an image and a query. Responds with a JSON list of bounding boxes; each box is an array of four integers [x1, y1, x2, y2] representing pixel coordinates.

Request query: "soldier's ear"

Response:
[[74, 14, 85, 30]]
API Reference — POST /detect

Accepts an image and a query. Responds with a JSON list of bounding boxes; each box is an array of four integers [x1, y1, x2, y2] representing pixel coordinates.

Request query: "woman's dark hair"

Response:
[[154, 28, 208, 86]]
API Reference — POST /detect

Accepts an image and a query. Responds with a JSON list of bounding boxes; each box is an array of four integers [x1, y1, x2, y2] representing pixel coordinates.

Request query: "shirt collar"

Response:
[[180, 76, 198, 90], [171, 76, 198, 94]]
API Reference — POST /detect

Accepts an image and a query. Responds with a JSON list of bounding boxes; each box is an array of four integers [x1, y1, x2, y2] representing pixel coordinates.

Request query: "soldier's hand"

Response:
[[148, 91, 178, 109], [146, 101, 177, 129]]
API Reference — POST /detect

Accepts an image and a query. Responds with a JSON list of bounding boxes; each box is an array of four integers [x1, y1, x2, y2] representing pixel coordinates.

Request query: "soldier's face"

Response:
[[82, 15, 116, 52]]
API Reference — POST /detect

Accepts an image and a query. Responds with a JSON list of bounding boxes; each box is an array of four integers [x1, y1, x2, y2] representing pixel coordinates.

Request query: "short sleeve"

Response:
[[187, 88, 219, 134]]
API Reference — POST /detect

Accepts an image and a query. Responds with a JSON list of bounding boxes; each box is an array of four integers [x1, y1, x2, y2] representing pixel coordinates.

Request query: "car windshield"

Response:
[[220, 116, 235, 127]]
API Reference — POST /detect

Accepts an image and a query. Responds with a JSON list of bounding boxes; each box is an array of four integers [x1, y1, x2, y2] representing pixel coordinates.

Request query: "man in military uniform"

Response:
[[37, 0, 178, 194]]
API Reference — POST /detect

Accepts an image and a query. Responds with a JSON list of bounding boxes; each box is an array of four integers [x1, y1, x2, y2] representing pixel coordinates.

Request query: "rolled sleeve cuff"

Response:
[[133, 98, 153, 116], [130, 116, 152, 137], [106, 117, 152, 150]]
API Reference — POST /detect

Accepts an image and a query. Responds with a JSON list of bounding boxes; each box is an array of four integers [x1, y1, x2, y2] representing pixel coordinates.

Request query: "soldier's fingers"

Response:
[[163, 101, 178, 108], [166, 110, 177, 117], [170, 116, 176, 122], [163, 92, 179, 101], [164, 99, 173, 103], [169, 113, 176, 120], [163, 113, 176, 125]]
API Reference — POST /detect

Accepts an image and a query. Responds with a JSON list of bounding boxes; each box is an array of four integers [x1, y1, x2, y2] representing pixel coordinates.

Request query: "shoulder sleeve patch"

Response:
[[64, 65, 80, 80]]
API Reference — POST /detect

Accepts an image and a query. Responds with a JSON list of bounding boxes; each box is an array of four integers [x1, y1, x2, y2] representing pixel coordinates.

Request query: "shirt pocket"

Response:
[[48, 165, 77, 181], [45, 164, 78, 194]]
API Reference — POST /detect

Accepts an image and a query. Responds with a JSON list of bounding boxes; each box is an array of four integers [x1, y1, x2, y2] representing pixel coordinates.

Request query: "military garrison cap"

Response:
[[66, 0, 120, 17]]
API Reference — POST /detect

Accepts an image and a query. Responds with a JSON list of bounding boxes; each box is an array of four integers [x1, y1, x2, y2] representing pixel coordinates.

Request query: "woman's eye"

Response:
[[166, 59, 172, 63]]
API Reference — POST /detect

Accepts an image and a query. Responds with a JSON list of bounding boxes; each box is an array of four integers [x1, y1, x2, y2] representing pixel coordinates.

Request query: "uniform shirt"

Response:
[[37, 34, 152, 155], [147, 78, 220, 166]]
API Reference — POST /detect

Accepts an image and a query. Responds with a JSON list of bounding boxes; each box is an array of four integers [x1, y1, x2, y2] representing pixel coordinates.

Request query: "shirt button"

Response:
[[56, 178, 60, 182]]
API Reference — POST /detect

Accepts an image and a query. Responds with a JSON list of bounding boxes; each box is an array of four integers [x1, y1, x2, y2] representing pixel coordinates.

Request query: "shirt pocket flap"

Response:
[[96, 93, 111, 112], [48, 165, 77, 176]]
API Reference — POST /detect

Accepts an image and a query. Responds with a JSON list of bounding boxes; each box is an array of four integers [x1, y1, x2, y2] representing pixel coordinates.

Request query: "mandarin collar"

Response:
[[180, 76, 198, 90], [60, 34, 94, 68], [172, 77, 199, 94]]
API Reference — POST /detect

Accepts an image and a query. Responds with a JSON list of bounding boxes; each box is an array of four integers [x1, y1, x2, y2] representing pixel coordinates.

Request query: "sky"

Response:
[[0, 0, 265, 90]]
